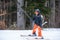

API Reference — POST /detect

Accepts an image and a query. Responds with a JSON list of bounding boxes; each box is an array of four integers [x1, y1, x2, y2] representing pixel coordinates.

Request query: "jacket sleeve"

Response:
[[32, 15, 35, 20], [39, 16, 42, 27]]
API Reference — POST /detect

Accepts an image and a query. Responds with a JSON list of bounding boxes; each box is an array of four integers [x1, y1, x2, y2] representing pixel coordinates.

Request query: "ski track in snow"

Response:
[[0, 28, 60, 40]]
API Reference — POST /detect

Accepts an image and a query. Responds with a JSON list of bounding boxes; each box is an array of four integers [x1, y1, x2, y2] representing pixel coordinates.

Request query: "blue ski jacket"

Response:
[[33, 15, 42, 27]]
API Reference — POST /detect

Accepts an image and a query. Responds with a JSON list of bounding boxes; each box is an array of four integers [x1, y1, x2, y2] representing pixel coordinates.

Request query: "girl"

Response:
[[32, 9, 43, 39]]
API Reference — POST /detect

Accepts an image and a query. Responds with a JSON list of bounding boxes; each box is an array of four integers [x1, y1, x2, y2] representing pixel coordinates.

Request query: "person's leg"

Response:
[[32, 24, 37, 35], [38, 26, 42, 37]]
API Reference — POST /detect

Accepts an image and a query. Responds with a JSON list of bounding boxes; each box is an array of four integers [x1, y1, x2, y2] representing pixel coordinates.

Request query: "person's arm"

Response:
[[32, 15, 35, 21]]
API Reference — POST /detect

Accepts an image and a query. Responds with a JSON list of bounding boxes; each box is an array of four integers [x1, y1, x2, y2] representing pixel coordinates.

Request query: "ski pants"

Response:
[[32, 24, 42, 37]]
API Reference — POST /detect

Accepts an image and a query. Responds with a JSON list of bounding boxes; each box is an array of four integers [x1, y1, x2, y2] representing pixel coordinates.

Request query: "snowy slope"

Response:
[[0, 28, 60, 40]]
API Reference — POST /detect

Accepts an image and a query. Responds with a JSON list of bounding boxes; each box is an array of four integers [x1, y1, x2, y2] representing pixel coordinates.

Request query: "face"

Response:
[[35, 11, 39, 15]]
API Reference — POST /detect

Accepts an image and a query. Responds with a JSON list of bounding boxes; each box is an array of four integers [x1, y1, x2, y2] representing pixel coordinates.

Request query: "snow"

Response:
[[0, 28, 60, 40]]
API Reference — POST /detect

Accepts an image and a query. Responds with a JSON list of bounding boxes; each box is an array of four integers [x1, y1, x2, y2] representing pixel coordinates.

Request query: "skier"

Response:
[[32, 9, 43, 39]]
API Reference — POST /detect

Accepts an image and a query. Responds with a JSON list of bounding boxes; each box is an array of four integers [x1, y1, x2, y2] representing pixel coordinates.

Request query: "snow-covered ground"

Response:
[[0, 28, 60, 40]]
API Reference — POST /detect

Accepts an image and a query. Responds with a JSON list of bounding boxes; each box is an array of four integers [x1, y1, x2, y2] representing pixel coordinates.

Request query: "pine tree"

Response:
[[23, 0, 50, 16], [22, 0, 51, 28]]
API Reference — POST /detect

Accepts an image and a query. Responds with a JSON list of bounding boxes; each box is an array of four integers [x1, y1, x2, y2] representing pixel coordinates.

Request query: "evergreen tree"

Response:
[[23, 0, 51, 28], [23, 0, 50, 16]]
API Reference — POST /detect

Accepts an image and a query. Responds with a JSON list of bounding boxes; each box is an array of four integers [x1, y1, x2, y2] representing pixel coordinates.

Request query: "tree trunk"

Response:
[[17, 0, 25, 30], [49, 0, 56, 28]]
